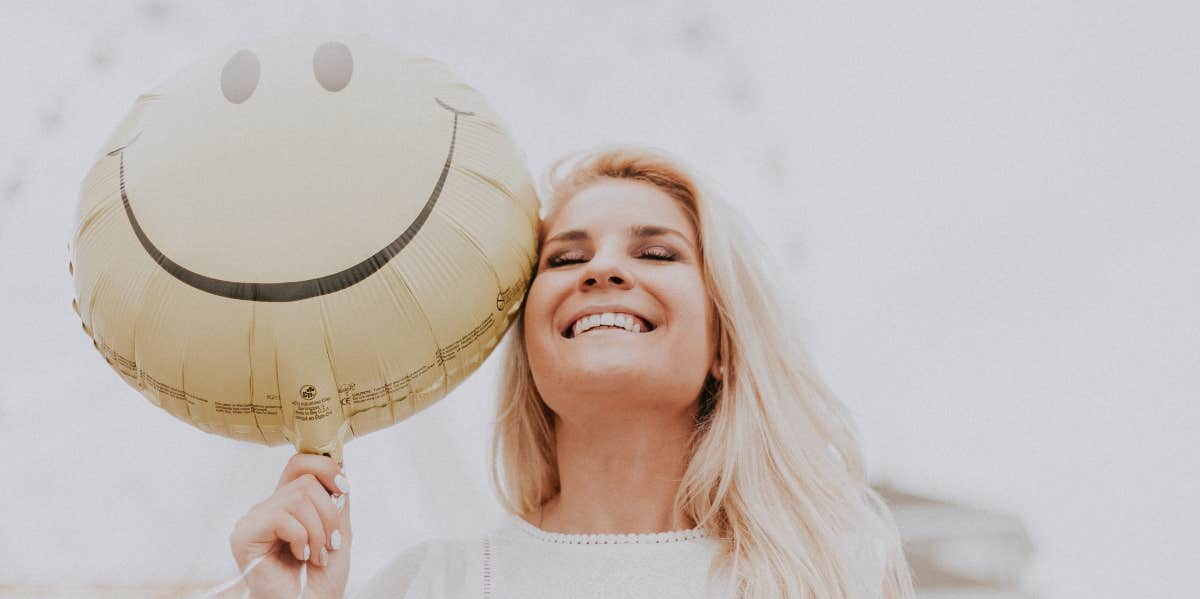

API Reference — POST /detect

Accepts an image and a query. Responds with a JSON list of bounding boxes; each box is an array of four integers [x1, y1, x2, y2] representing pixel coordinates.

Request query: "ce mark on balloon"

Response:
[[105, 97, 474, 303]]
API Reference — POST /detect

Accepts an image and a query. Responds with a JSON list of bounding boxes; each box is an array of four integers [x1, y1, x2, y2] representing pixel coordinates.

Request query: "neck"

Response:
[[533, 403, 699, 534]]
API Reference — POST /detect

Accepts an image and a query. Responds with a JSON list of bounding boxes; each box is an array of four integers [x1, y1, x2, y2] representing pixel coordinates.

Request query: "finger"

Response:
[[320, 492, 352, 571], [230, 502, 305, 562], [270, 512, 311, 563], [277, 453, 348, 495], [283, 491, 328, 566], [295, 475, 343, 551]]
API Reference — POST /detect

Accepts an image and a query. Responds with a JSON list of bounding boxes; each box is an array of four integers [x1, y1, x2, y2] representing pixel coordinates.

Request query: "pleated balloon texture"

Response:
[[69, 34, 540, 462]]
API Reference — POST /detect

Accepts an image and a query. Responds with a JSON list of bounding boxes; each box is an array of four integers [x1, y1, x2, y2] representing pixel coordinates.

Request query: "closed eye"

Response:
[[545, 251, 587, 268], [639, 246, 677, 261], [545, 246, 678, 268]]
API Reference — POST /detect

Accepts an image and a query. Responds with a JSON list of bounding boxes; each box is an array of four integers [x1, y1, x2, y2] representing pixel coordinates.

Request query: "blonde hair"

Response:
[[490, 147, 915, 599]]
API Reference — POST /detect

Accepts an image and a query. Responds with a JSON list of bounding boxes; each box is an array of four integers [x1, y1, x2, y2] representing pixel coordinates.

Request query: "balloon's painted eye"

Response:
[[313, 42, 353, 92], [220, 49, 260, 104]]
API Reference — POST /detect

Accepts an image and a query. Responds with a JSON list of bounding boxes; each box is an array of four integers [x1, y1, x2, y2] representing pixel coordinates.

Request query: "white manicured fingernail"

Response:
[[334, 473, 350, 494], [335, 493, 346, 512], [330, 529, 343, 550], [320, 546, 329, 566], [303, 545, 310, 561]]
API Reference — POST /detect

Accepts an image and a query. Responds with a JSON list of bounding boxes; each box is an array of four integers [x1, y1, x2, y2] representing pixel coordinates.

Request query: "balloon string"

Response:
[[197, 552, 266, 598], [297, 560, 309, 598], [198, 545, 309, 599]]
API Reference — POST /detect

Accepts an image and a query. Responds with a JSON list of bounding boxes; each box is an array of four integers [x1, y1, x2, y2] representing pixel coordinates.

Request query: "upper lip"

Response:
[[561, 304, 657, 338]]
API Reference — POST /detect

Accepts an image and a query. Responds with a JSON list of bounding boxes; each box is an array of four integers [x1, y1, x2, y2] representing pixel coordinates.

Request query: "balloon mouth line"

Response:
[[112, 97, 471, 302], [106, 131, 143, 157]]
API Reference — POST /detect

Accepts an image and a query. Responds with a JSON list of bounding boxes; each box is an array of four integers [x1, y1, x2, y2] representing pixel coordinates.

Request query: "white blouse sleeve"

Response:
[[351, 537, 483, 599], [352, 540, 434, 599]]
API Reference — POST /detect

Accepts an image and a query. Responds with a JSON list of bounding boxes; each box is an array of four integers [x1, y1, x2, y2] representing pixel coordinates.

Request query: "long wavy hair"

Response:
[[490, 147, 915, 599]]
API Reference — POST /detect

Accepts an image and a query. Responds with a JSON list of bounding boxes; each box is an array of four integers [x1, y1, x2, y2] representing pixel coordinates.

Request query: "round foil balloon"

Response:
[[69, 35, 539, 462]]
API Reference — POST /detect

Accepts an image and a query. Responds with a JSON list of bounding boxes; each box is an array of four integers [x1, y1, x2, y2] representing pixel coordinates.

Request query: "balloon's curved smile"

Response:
[[109, 98, 473, 302]]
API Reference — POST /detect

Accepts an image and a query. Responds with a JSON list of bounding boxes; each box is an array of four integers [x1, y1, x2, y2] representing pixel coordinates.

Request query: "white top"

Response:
[[353, 513, 736, 599]]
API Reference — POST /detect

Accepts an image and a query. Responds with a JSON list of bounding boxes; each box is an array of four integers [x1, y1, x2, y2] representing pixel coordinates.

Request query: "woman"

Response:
[[228, 148, 915, 598]]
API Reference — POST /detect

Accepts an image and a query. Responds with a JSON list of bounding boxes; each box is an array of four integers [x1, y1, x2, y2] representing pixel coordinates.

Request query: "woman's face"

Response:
[[524, 178, 718, 420]]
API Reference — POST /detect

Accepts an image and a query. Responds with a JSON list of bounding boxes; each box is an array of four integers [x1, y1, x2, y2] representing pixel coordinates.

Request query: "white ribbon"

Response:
[[198, 545, 309, 599]]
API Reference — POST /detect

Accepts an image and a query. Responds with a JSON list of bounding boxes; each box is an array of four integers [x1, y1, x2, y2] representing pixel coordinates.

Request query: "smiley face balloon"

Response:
[[70, 35, 539, 462]]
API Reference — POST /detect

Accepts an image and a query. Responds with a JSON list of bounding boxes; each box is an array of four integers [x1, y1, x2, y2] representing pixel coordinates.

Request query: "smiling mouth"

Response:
[[108, 97, 473, 303], [562, 313, 656, 339]]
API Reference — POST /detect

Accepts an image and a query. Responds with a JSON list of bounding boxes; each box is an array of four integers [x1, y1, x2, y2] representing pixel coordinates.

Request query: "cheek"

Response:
[[523, 276, 556, 328], [691, 293, 720, 363], [521, 275, 564, 355], [676, 280, 715, 334], [658, 277, 718, 358]]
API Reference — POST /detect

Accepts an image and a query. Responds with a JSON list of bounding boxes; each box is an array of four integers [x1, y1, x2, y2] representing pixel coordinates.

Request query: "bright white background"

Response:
[[1, 2, 1197, 598]]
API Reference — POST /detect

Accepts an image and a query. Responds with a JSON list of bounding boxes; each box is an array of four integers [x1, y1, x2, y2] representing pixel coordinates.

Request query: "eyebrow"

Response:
[[544, 225, 694, 247]]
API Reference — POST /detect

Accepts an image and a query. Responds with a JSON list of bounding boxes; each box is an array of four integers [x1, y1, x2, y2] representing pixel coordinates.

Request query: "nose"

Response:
[[578, 255, 633, 291]]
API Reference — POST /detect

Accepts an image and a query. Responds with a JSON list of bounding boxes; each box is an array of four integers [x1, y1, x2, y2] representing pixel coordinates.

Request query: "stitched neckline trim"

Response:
[[506, 512, 708, 545]]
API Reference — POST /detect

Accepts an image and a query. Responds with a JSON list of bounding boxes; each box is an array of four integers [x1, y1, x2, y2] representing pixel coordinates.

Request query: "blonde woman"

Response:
[[228, 148, 915, 598]]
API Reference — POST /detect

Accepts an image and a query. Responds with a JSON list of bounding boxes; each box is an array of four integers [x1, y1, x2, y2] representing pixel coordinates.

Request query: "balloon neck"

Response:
[[318, 444, 344, 468], [293, 420, 349, 467], [298, 438, 344, 468]]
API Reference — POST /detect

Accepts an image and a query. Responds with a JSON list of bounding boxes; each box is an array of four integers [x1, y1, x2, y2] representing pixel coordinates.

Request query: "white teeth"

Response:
[[569, 311, 647, 337]]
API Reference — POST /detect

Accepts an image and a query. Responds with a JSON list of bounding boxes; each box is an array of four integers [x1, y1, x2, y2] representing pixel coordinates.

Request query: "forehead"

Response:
[[543, 179, 697, 239]]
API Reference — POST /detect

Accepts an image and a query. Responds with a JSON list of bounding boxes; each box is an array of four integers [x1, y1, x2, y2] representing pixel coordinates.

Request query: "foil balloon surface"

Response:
[[70, 34, 539, 462]]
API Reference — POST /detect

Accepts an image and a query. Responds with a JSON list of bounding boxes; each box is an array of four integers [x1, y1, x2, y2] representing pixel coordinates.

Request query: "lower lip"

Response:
[[568, 327, 650, 339]]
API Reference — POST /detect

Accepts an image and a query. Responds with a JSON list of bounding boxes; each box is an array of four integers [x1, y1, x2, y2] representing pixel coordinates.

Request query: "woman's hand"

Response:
[[229, 453, 352, 599]]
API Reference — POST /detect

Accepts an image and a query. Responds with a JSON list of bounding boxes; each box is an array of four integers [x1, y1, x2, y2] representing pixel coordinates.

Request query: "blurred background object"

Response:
[[882, 485, 1035, 598], [2, 1, 1196, 598]]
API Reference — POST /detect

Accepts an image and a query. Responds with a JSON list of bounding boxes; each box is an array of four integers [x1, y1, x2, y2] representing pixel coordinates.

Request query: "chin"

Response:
[[560, 354, 649, 387], [557, 361, 703, 409]]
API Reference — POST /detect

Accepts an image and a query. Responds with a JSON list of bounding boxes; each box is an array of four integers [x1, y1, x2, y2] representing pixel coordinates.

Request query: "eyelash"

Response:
[[545, 246, 678, 267]]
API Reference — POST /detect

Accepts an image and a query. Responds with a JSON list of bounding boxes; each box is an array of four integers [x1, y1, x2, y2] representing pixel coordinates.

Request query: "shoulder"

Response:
[[351, 535, 484, 599]]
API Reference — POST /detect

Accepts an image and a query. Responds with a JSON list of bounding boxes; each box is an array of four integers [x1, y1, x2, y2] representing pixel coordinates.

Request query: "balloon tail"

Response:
[[296, 560, 308, 599], [197, 545, 309, 599]]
